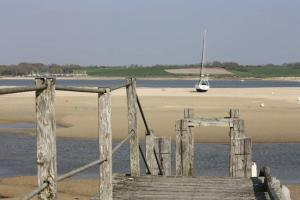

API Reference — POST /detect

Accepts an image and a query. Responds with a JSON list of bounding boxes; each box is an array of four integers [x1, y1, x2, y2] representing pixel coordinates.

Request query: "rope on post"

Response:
[[21, 182, 48, 200]]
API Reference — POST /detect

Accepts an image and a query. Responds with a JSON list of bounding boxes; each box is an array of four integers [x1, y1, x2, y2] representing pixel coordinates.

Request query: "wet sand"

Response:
[[1, 87, 300, 199], [0, 87, 300, 143], [0, 176, 97, 199]]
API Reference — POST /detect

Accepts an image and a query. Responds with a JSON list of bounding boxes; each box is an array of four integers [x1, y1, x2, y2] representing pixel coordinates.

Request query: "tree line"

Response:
[[0, 61, 299, 76]]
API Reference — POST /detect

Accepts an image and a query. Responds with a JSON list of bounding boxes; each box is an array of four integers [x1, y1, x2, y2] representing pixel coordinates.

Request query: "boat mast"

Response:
[[199, 29, 207, 80]]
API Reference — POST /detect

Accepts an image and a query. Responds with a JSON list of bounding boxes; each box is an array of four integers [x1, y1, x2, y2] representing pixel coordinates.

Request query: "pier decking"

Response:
[[112, 175, 267, 200]]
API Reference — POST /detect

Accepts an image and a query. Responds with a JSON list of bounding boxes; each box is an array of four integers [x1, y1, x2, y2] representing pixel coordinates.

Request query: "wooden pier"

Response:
[[0, 77, 289, 200], [112, 175, 266, 200]]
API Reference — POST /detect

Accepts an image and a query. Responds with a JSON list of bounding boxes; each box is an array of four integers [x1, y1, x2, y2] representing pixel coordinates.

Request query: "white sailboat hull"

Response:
[[195, 83, 210, 92]]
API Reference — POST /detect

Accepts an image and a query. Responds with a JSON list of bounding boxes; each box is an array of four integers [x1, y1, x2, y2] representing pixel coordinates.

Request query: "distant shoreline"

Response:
[[0, 75, 300, 81]]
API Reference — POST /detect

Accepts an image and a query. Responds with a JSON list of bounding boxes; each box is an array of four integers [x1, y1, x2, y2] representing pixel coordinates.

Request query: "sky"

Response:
[[0, 0, 299, 66]]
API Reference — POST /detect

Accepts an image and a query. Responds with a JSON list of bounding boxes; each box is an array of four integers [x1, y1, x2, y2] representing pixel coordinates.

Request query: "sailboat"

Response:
[[195, 30, 210, 92]]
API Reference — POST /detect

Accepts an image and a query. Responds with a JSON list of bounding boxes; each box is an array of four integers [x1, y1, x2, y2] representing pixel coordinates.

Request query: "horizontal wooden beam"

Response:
[[187, 117, 233, 127], [0, 85, 46, 95], [56, 86, 107, 93]]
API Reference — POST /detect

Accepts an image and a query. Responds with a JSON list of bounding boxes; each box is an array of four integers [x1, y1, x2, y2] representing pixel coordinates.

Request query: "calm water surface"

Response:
[[0, 133, 299, 184], [1, 79, 300, 88]]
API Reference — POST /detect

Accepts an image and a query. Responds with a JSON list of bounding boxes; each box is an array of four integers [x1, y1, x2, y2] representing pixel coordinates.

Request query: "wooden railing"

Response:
[[0, 77, 156, 200], [175, 108, 252, 177]]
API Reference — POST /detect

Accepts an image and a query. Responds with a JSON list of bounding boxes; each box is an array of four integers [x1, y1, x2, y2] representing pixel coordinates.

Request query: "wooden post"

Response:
[[176, 119, 193, 176], [229, 109, 244, 177], [98, 89, 112, 200], [145, 130, 154, 175], [231, 137, 252, 177], [154, 137, 171, 176], [146, 131, 172, 176], [126, 78, 140, 176], [184, 108, 194, 119], [35, 78, 57, 200], [229, 108, 239, 118]]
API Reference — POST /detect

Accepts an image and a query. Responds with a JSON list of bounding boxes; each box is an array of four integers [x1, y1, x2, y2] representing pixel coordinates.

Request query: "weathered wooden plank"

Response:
[[112, 175, 266, 200], [188, 118, 233, 127], [126, 78, 140, 176], [184, 108, 194, 119], [145, 130, 155, 174], [98, 89, 112, 200], [231, 137, 252, 178], [154, 137, 171, 176], [176, 120, 193, 176], [230, 119, 246, 177], [229, 109, 240, 118], [35, 78, 57, 200], [232, 119, 245, 133], [146, 132, 171, 176]]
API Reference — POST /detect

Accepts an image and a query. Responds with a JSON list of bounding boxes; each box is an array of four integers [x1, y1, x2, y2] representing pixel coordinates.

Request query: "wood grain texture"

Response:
[[184, 108, 194, 119], [126, 78, 140, 176], [35, 78, 57, 200], [112, 175, 267, 199], [98, 90, 112, 200], [145, 130, 155, 174], [176, 120, 193, 176], [230, 137, 252, 178], [188, 118, 233, 127], [229, 109, 240, 118], [154, 137, 171, 176], [230, 118, 246, 177]]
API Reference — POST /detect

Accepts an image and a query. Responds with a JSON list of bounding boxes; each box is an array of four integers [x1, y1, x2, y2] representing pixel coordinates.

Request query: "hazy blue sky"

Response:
[[0, 0, 299, 66]]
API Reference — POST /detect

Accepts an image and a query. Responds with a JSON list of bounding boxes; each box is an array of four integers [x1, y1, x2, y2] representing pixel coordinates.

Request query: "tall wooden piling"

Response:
[[229, 109, 251, 177], [176, 119, 193, 176], [35, 78, 57, 200], [231, 137, 252, 177], [98, 89, 112, 200], [126, 78, 140, 176]]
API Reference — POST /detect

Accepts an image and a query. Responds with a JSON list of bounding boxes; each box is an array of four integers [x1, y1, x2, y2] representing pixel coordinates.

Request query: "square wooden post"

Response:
[[126, 78, 140, 176], [98, 89, 112, 200], [145, 130, 155, 174], [231, 137, 252, 178], [176, 119, 193, 176], [184, 108, 194, 119], [146, 131, 171, 176], [35, 77, 57, 200], [154, 137, 171, 176]]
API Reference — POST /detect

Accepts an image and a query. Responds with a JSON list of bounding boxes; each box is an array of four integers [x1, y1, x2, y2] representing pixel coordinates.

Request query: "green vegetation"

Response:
[[230, 67, 300, 78], [221, 63, 300, 78], [85, 66, 173, 77], [0, 62, 300, 78]]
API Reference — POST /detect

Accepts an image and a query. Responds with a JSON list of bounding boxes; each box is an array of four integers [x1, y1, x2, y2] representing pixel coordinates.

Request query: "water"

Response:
[[0, 122, 65, 129], [1, 79, 300, 88], [0, 133, 299, 184]]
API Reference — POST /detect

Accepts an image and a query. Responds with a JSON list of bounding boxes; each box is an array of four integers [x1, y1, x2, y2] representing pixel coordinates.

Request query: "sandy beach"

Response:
[[1, 87, 300, 199], [0, 87, 300, 143]]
